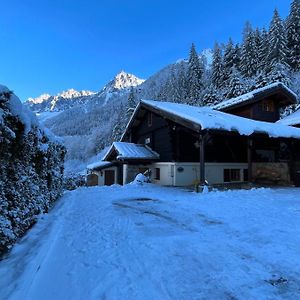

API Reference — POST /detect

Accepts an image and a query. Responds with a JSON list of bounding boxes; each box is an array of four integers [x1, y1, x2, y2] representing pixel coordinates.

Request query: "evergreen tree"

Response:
[[257, 28, 270, 71], [255, 72, 270, 89], [211, 43, 224, 88], [186, 43, 204, 105], [286, 0, 300, 70], [126, 87, 137, 119], [241, 22, 257, 77], [266, 62, 291, 86], [226, 68, 246, 99], [175, 62, 189, 103], [223, 38, 235, 84], [203, 85, 222, 106], [232, 44, 241, 71], [112, 103, 127, 142], [267, 9, 289, 69]]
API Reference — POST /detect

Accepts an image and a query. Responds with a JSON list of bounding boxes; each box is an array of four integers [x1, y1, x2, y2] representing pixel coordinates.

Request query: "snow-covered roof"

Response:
[[277, 108, 300, 126], [137, 100, 300, 140], [212, 82, 297, 111], [87, 161, 113, 171], [103, 142, 160, 161]]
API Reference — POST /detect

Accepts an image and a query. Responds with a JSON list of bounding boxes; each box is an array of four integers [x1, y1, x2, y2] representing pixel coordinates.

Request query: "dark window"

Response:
[[155, 168, 160, 180], [224, 169, 241, 182], [148, 112, 152, 127]]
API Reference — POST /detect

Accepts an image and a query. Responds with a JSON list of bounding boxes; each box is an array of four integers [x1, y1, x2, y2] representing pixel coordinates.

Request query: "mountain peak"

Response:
[[57, 89, 95, 99], [105, 71, 145, 91]]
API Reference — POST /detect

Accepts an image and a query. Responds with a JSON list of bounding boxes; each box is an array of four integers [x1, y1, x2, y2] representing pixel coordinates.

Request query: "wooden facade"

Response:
[[88, 83, 299, 187]]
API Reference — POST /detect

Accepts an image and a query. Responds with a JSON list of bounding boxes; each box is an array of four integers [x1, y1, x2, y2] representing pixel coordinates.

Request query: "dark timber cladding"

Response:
[[219, 84, 297, 123], [121, 99, 300, 185]]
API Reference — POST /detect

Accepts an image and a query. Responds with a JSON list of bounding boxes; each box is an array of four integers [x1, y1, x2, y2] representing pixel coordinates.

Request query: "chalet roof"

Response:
[[103, 142, 160, 161], [122, 100, 300, 140], [87, 161, 114, 171], [277, 107, 300, 126], [212, 82, 297, 111]]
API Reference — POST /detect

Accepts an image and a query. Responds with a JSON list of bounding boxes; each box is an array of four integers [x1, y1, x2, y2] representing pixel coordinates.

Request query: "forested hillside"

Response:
[[0, 85, 65, 255], [154, 1, 300, 107]]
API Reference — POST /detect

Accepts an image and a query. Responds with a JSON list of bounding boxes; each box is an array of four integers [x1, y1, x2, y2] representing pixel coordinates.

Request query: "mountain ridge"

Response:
[[26, 71, 145, 112]]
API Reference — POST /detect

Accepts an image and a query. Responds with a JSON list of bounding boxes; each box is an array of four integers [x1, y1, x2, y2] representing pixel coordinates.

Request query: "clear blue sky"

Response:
[[0, 0, 290, 100]]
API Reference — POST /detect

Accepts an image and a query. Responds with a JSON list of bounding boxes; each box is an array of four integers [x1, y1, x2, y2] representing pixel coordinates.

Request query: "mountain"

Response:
[[103, 70, 145, 91], [26, 71, 144, 112]]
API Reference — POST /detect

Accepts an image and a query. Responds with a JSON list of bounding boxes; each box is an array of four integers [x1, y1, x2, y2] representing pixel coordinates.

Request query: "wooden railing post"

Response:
[[247, 138, 253, 182]]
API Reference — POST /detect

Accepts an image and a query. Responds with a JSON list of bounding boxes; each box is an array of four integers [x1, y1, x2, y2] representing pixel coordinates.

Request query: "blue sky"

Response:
[[0, 0, 290, 100]]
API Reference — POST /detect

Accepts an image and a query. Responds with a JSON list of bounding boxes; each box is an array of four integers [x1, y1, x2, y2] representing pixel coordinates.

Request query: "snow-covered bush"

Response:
[[0, 85, 65, 255], [131, 173, 151, 185], [63, 174, 86, 190]]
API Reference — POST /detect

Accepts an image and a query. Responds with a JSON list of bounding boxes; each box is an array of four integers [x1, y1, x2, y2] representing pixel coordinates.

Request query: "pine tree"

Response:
[[257, 28, 269, 71], [241, 22, 257, 77], [223, 38, 235, 84], [255, 72, 270, 89], [267, 62, 291, 86], [232, 44, 241, 71], [126, 87, 137, 119], [286, 0, 300, 70], [211, 43, 224, 88], [267, 9, 289, 70], [203, 85, 222, 106], [226, 68, 246, 99], [112, 103, 127, 142], [186, 43, 204, 105]]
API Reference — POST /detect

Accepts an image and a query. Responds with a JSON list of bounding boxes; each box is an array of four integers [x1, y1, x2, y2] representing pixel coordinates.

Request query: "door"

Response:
[[87, 174, 98, 186], [104, 170, 115, 186]]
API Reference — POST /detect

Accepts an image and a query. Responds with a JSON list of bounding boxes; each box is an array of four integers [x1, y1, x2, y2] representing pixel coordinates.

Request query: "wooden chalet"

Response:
[[87, 82, 300, 188]]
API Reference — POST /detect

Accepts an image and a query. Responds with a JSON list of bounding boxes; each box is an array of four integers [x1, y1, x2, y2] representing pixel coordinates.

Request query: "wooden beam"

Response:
[[199, 133, 205, 185], [247, 138, 253, 182]]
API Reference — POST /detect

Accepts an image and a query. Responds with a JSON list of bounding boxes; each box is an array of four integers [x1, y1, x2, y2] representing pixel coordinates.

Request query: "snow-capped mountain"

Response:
[[58, 89, 95, 99], [26, 71, 144, 112], [103, 70, 145, 92]]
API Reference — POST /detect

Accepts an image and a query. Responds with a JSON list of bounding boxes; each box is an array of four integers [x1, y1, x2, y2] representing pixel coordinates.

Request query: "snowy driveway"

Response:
[[1, 185, 300, 300]]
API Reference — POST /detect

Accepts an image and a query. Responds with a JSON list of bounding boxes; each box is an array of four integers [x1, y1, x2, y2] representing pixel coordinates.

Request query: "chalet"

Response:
[[87, 82, 300, 188]]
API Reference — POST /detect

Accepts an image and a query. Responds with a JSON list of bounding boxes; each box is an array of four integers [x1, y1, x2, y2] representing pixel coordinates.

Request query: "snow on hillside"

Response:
[[1, 185, 300, 299]]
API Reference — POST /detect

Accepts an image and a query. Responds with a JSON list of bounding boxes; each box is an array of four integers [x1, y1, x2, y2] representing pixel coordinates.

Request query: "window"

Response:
[[259, 100, 274, 112], [155, 168, 160, 180], [148, 112, 153, 127], [224, 169, 241, 182]]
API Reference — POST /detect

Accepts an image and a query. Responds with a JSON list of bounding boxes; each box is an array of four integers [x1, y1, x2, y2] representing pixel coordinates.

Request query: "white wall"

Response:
[[149, 162, 248, 186], [151, 163, 175, 186]]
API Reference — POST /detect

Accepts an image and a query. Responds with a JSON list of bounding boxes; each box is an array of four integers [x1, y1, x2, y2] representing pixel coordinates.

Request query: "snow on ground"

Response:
[[1, 185, 300, 300]]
